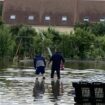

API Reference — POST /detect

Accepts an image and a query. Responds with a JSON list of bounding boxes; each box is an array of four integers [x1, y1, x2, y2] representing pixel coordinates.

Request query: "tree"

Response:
[[15, 26, 36, 58], [91, 22, 105, 36], [74, 28, 95, 59], [0, 26, 15, 58]]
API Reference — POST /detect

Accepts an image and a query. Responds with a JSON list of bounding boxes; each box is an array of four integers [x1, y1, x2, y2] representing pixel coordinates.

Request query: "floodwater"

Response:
[[0, 61, 105, 105]]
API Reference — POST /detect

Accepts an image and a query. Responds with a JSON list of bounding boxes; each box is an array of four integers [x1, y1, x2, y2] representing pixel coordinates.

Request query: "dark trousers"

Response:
[[36, 66, 45, 75], [51, 69, 60, 79]]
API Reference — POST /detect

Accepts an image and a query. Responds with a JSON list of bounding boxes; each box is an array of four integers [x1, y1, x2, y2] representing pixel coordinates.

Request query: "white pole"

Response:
[[36, 29, 52, 56]]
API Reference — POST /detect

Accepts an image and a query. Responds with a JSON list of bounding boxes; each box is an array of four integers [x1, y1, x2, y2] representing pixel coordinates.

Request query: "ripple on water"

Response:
[[6, 77, 35, 82]]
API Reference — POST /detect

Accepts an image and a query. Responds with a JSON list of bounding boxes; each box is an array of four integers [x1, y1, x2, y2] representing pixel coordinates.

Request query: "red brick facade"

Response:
[[2, 0, 105, 26]]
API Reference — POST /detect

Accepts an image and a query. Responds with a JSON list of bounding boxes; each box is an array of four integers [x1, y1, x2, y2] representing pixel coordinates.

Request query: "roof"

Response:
[[3, 0, 75, 13], [2, 0, 105, 26]]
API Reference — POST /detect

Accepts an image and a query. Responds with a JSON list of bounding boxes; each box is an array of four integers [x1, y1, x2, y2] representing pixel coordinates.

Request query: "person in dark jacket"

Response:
[[48, 51, 65, 80], [34, 54, 46, 78]]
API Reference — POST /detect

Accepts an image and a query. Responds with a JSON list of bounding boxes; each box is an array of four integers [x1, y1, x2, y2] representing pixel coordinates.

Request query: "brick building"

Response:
[[2, 0, 105, 26], [0, 0, 3, 17]]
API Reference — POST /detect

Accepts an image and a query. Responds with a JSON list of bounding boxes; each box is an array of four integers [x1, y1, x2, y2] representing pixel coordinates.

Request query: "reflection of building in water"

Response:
[[33, 78, 45, 100], [48, 80, 64, 100]]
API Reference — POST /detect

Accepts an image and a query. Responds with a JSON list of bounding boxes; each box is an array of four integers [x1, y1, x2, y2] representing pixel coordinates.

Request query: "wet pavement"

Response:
[[0, 67, 105, 105]]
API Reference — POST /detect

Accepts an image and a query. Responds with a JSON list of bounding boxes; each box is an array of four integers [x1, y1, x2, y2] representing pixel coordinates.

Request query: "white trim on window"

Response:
[[10, 15, 16, 20], [45, 16, 50, 21], [62, 16, 67, 21], [28, 16, 34, 20], [100, 18, 105, 22], [83, 17, 89, 22]]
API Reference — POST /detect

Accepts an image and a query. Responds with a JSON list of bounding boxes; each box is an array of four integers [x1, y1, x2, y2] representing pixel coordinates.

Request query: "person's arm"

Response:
[[34, 58, 36, 69], [48, 56, 52, 67], [43, 58, 46, 67], [61, 56, 65, 64]]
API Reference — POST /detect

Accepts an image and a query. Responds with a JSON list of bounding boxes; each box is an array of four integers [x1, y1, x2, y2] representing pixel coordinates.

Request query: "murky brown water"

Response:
[[0, 61, 105, 105]]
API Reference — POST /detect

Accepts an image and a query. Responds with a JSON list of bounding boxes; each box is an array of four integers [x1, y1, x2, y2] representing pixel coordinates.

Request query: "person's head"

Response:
[[35, 52, 42, 57], [55, 48, 61, 53]]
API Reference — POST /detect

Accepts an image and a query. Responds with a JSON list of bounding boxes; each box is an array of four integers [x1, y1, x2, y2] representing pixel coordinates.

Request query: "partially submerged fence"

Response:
[[72, 74, 105, 103]]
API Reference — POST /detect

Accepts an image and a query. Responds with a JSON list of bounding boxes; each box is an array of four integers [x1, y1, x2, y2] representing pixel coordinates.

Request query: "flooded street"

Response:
[[0, 61, 105, 105]]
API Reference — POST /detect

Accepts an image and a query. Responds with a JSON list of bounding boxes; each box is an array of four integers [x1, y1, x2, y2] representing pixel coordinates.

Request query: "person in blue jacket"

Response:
[[48, 51, 65, 80], [34, 54, 46, 79]]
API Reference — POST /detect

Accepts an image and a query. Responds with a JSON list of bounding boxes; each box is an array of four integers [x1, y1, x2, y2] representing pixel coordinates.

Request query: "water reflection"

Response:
[[51, 80, 64, 99], [0, 60, 11, 69], [65, 60, 105, 70], [47, 80, 64, 105], [9, 59, 105, 70], [33, 78, 45, 100]]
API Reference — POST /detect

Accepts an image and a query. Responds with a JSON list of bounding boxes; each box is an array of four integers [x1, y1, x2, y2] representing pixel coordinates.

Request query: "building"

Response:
[[2, 0, 105, 27], [0, 0, 3, 17]]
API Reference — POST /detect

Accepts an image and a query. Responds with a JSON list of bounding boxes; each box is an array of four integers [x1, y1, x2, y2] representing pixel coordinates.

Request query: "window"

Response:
[[10, 15, 16, 20], [83, 17, 89, 22], [45, 16, 50, 21], [28, 16, 34, 20], [100, 18, 105, 22], [62, 16, 67, 21]]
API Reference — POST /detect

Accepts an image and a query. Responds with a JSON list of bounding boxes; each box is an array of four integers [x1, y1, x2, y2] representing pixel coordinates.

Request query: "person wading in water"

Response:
[[34, 54, 46, 80], [48, 50, 65, 80]]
